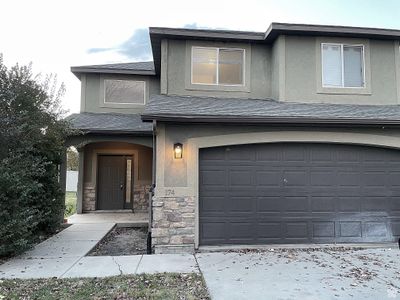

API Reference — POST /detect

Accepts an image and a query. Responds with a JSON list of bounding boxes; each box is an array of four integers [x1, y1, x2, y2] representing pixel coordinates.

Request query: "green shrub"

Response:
[[0, 56, 72, 257]]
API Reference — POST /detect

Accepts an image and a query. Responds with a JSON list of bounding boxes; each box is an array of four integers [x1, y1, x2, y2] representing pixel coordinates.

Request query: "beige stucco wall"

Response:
[[82, 141, 152, 212], [153, 123, 400, 250], [81, 73, 160, 114]]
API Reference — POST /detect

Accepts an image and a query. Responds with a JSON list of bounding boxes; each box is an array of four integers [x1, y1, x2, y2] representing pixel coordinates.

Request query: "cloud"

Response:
[[87, 47, 113, 54], [183, 23, 226, 30], [87, 24, 229, 61], [87, 28, 152, 61]]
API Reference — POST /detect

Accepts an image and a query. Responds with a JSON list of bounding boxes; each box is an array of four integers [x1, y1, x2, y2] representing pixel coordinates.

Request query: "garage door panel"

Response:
[[199, 143, 400, 245], [257, 197, 281, 212], [338, 197, 361, 212], [283, 170, 308, 186], [312, 222, 335, 238], [200, 170, 225, 186], [364, 222, 388, 237], [229, 170, 253, 186], [282, 197, 308, 212], [387, 174, 400, 186], [257, 223, 282, 238], [390, 221, 400, 236], [256, 171, 281, 186], [340, 221, 362, 237], [286, 222, 309, 238], [361, 197, 388, 212], [200, 196, 225, 212], [310, 148, 334, 162], [226, 147, 256, 161], [230, 197, 254, 212], [311, 197, 335, 212], [336, 172, 361, 186], [283, 147, 306, 161]]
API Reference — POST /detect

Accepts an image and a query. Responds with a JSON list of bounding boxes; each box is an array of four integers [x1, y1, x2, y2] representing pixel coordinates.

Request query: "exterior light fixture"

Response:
[[174, 143, 183, 159]]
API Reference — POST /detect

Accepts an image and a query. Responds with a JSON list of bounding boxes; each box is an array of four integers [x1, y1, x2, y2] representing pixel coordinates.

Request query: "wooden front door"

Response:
[[97, 155, 133, 210]]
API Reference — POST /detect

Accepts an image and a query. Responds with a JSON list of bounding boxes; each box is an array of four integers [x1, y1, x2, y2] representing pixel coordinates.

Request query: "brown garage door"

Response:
[[199, 143, 400, 245]]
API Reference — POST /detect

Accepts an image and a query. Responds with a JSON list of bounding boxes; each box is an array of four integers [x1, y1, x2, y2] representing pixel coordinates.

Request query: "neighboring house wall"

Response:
[[152, 123, 400, 253], [82, 141, 152, 212], [66, 171, 78, 192], [80, 74, 160, 114]]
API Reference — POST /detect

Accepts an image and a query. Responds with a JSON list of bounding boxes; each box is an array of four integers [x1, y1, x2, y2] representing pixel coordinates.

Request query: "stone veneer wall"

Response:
[[83, 184, 96, 211], [133, 184, 151, 212], [151, 196, 195, 254], [82, 183, 150, 212]]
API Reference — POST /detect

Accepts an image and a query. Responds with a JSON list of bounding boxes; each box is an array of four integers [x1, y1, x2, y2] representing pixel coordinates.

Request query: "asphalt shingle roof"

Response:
[[66, 112, 152, 133], [142, 95, 400, 124], [71, 61, 155, 77]]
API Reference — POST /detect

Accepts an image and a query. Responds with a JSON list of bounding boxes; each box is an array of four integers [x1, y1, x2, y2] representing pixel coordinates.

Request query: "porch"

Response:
[[63, 112, 154, 217], [67, 211, 148, 225]]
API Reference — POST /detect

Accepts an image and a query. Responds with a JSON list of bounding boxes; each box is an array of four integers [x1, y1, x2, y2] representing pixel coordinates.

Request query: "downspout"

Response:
[[147, 119, 157, 254]]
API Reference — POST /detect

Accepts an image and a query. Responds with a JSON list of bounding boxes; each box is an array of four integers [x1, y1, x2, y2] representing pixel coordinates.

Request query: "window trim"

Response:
[[190, 46, 245, 86], [101, 78, 146, 107], [316, 37, 371, 96], [321, 43, 366, 89]]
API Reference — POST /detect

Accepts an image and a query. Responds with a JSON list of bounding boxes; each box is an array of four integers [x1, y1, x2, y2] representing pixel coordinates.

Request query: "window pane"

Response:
[[322, 44, 342, 87], [218, 49, 243, 85], [104, 80, 145, 104], [125, 159, 132, 203], [192, 48, 217, 84], [344, 46, 363, 87]]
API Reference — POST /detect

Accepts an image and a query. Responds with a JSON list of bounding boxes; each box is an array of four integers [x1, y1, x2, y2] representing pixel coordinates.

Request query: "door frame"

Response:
[[96, 154, 134, 210]]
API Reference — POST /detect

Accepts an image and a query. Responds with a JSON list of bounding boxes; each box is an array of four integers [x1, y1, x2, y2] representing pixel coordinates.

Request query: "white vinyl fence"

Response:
[[66, 171, 78, 192]]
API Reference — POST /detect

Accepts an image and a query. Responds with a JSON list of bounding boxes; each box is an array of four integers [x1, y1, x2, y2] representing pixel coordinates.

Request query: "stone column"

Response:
[[152, 195, 195, 254]]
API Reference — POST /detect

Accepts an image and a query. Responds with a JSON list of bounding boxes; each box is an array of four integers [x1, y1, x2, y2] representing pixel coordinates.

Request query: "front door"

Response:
[[97, 155, 133, 210]]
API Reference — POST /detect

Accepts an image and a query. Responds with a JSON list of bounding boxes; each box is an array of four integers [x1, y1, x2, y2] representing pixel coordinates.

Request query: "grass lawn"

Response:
[[0, 273, 210, 300], [64, 191, 77, 218]]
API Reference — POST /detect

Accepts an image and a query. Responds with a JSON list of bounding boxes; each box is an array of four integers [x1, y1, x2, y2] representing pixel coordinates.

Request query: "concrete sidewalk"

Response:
[[0, 223, 198, 279], [0, 223, 115, 279]]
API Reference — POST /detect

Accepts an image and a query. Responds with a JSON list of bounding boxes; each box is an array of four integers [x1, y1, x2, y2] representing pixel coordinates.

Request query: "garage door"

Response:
[[199, 143, 400, 245]]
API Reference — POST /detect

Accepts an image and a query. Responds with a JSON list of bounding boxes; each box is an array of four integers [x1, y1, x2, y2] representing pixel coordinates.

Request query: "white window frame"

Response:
[[321, 43, 366, 88], [191, 46, 245, 86], [103, 79, 146, 105]]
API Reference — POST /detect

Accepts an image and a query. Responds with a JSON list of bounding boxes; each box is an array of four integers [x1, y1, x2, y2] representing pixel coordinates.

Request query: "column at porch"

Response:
[[76, 147, 85, 214]]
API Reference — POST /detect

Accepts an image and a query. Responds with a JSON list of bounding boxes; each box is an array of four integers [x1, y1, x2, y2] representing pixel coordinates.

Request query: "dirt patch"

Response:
[[88, 226, 147, 256]]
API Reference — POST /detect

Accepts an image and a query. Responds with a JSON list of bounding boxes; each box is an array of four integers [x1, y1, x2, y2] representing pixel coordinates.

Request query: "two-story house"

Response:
[[67, 23, 400, 254]]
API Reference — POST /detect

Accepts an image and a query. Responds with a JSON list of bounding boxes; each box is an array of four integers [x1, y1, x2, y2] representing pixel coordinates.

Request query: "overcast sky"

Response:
[[1, 0, 400, 115]]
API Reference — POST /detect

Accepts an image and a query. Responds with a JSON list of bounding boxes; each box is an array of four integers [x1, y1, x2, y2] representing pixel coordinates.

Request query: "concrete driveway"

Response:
[[196, 247, 400, 300]]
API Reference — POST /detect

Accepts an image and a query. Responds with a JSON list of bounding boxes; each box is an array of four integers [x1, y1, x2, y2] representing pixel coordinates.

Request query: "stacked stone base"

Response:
[[82, 183, 151, 212], [151, 196, 195, 254], [83, 184, 96, 211], [133, 184, 151, 213]]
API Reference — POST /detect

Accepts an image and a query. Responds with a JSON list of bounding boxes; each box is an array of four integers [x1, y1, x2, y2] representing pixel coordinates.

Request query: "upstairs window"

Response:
[[191, 47, 244, 85], [104, 79, 145, 105], [322, 43, 365, 88]]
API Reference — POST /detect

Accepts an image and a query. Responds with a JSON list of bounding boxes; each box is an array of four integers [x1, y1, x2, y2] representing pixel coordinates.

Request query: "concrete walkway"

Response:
[[0, 223, 115, 279], [0, 223, 198, 279], [67, 212, 148, 225]]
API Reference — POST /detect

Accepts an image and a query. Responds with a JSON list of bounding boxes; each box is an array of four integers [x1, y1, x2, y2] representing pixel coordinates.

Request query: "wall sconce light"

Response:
[[174, 143, 183, 159]]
